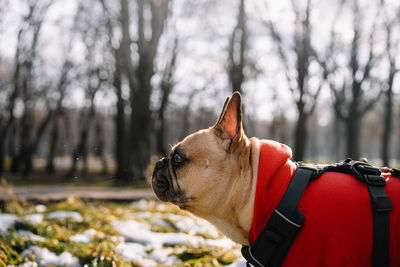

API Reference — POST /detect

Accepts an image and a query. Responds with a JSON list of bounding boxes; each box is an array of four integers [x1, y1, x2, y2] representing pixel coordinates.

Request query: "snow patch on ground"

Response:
[[113, 219, 236, 249], [204, 237, 236, 249], [7, 261, 39, 267], [115, 243, 157, 266], [24, 214, 44, 225], [35, 205, 46, 213], [0, 213, 17, 234], [17, 230, 45, 242], [21, 246, 80, 267], [148, 247, 181, 265], [167, 213, 220, 238], [47, 211, 83, 222], [70, 228, 102, 243], [134, 211, 220, 238]]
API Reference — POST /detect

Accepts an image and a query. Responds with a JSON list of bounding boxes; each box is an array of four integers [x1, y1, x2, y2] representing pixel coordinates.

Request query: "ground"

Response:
[[0, 196, 246, 267]]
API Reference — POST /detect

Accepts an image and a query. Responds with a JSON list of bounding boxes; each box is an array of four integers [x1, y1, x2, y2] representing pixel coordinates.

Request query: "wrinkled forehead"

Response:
[[172, 129, 218, 156]]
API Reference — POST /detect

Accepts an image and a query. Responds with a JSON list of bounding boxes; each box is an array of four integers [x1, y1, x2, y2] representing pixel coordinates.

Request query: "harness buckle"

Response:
[[347, 162, 386, 186], [364, 174, 386, 186], [356, 165, 382, 176]]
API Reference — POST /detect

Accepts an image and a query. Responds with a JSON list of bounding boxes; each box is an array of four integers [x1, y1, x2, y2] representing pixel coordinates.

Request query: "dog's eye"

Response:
[[173, 152, 184, 164]]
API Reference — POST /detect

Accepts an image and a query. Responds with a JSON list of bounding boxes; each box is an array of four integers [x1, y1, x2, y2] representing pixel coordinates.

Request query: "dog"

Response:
[[151, 92, 400, 266]]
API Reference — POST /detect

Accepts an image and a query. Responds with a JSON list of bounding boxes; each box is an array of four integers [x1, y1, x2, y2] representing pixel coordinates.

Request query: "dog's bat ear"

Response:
[[213, 92, 243, 152], [215, 96, 231, 126]]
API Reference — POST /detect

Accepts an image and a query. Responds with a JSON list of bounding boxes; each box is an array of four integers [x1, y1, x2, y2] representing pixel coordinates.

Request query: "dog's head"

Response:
[[151, 92, 248, 211]]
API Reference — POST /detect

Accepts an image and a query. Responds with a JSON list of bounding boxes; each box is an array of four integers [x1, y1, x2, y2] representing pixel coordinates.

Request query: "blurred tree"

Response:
[[9, 0, 54, 176], [100, 0, 170, 181], [1, 0, 399, 179], [228, 0, 246, 95], [122, 0, 170, 180], [320, 0, 383, 159], [99, 0, 131, 181], [0, 0, 8, 174], [68, 3, 108, 178], [46, 59, 73, 174], [94, 115, 108, 175], [263, 0, 322, 161], [69, 68, 102, 177], [380, 0, 399, 166], [156, 37, 178, 156]]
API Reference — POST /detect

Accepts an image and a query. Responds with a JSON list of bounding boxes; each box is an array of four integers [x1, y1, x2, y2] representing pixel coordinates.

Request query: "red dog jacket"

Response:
[[249, 140, 400, 266]]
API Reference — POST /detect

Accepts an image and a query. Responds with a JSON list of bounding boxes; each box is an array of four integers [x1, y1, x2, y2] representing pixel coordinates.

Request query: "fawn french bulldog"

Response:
[[151, 91, 400, 267], [152, 92, 257, 245]]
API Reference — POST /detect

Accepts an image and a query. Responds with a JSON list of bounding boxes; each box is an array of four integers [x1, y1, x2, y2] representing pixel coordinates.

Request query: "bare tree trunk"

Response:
[[333, 114, 342, 161], [228, 0, 246, 95], [119, 0, 169, 180], [69, 129, 88, 178], [8, 124, 17, 163], [10, 1, 53, 176], [68, 96, 96, 178], [228, 0, 247, 133], [94, 118, 108, 175], [293, 106, 308, 161], [11, 106, 34, 176], [345, 113, 360, 160], [382, 84, 393, 166], [46, 120, 59, 174], [44, 58, 71, 174], [128, 0, 151, 180], [0, 115, 6, 174], [5, 27, 24, 174], [0, 130, 4, 174], [130, 85, 152, 180], [380, 6, 398, 166], [99, 0, 131, 181], [114, 50, 131, 181]]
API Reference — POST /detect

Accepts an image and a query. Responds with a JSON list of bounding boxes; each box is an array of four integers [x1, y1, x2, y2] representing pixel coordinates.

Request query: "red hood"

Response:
[[248, 140, 400, 266], [249, 140, 297, 244]]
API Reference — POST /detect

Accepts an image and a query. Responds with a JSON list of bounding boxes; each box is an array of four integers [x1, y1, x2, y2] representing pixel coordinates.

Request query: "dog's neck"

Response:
[[188, 137, 260, 245]]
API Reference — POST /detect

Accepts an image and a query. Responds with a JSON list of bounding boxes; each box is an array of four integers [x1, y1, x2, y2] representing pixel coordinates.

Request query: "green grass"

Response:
[[0, 197, 240, 266]]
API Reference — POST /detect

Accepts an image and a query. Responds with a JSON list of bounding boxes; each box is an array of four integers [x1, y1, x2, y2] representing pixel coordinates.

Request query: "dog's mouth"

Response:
[[151, 168, 188, 208], [151, 174, 171, 200]]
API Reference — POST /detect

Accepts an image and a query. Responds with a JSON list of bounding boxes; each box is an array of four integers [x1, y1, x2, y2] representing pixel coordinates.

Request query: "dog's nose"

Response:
[[155, 157, 168, 170]]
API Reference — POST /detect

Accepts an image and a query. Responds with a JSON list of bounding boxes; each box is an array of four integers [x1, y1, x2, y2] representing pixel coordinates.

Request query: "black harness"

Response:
[[242, 159, 400, 267]]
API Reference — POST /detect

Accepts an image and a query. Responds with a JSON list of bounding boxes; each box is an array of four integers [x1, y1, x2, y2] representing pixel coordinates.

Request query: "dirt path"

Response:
[[0, 186, 155, 202]]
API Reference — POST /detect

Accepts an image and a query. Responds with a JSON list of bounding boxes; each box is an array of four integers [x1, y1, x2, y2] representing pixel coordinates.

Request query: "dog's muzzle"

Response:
[[152, 157, 188, 208], [152, 157, 173, 201]]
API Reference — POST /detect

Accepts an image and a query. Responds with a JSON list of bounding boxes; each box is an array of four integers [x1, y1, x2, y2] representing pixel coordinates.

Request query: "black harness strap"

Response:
[[359, 166, 392, 267], [242, 167, 316, 267], [321, 160, 392, 267], [242, 160, 394, 267]]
